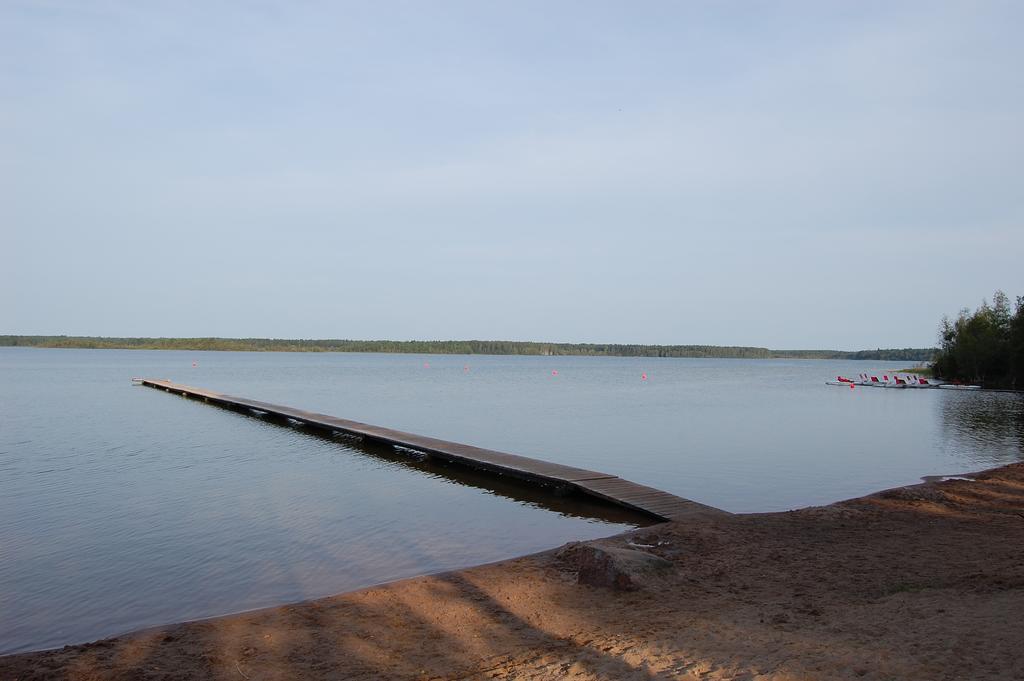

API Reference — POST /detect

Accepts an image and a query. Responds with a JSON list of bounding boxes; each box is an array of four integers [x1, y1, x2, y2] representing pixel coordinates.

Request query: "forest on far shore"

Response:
[[0, 335, 935, 362]]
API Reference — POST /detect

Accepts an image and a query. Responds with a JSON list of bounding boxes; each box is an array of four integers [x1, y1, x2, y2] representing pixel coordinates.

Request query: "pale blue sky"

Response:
[[3, 1, 1022, 348]]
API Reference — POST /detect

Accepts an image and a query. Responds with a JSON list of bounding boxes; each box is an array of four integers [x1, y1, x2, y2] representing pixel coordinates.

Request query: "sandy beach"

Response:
[[3, 462, 1022, 680]]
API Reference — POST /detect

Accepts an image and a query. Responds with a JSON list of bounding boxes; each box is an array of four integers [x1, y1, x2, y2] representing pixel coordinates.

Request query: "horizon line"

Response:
[[0, 334, 937, 356]]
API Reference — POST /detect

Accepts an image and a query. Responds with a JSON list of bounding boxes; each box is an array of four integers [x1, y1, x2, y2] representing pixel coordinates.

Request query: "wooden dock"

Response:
[[140, 379, 727, 522]]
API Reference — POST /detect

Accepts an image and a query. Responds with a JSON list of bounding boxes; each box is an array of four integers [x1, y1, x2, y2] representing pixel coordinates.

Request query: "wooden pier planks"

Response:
[[140, 379, 727, 522]]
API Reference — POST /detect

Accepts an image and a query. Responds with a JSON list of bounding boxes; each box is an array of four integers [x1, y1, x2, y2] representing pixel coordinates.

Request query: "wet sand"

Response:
[[3, 463, 1023, 680]]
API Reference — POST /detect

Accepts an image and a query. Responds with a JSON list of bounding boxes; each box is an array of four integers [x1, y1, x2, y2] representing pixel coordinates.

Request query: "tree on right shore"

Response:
[[932, 290, 1024, 388]]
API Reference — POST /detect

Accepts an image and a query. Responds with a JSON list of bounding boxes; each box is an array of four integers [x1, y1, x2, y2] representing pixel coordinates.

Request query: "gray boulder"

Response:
[[557, 543, 673, 590]]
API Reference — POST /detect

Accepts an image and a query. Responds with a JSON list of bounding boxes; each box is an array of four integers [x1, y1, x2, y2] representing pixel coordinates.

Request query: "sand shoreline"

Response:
[[4, 462, 1023, 680]]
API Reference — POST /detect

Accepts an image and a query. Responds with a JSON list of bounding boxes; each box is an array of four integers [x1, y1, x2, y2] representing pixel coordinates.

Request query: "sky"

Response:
[[2, 1, 1022, 349]]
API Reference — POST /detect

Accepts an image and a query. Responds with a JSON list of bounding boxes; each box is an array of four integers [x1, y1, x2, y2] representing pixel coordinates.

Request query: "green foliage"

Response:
[[771, 348, 937, 361], [932, 290, 1023, 388], [1012, 296, 1024, 388], [0, 335, 936, 361]]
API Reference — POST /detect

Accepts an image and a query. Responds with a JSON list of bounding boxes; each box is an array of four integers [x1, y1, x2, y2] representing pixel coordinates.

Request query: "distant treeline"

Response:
[[932, 290, 1024, 388], [0, 335, 936, 361]]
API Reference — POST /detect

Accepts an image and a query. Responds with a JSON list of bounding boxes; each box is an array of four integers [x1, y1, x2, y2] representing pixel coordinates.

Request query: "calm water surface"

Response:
[[2, 348, 1022, 653]]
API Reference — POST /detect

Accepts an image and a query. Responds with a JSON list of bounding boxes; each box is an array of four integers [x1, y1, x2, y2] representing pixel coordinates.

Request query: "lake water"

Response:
[[2, 348, 1022, 654]]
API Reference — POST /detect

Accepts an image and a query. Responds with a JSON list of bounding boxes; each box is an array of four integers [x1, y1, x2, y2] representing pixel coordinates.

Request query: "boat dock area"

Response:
[[139, 379, 726, 523], [826, 373, 983, 390]]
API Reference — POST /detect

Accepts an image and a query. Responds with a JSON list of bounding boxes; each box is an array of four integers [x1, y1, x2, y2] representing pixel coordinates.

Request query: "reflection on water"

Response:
[[247, 405, 652, 526], [939, 391, 1024, 467]]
